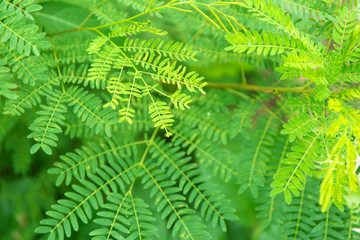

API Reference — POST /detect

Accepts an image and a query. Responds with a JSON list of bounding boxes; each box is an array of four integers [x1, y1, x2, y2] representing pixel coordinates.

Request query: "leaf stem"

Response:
[[47, 27, 96, 37], [206, 82, 313, 93]]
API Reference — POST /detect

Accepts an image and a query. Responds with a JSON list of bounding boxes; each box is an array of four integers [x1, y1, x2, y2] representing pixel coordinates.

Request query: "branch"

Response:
[[206, 82, 313, 93]]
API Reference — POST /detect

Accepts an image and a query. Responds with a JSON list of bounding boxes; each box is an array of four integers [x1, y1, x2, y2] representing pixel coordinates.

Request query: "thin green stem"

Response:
[[140, 127, 160, 165], [294, 180, 306, 240], [240, 63, 246, 84], [79, 0, 108, 28], [78, 13, 93, 28], [49, 37, 65, 93], [106, 181, 135, 240]]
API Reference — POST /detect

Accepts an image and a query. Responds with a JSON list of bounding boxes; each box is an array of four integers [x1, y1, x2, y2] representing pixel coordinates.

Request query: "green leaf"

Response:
[[284, 188, 292, 204], [30, 143, 41, 154]]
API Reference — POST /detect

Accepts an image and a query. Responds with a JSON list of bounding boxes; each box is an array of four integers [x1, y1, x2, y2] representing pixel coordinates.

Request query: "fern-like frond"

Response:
[[281, 113, 319, 142], [174, 106, 228, 144], [255, 134, 289, 229], [151, 139, 238, 231], [347, 42, 360, 62], [127, 194, 159, 239], [169, 90, 192, 111], [90, 192, 159, 239], [1, 0, 42, 21], [171, 125, 238, 182], [42, 37, 93, 67], [103, 61, 141, 115], [90, 192, 132, 239], [283, 179, 316, 239], [119, 98, 154, 133], [64, 120, 98, 139], [35, 161, 139, 239], [237, 115, 278, 197], [61, 64, 89, 86], [310, 206, 349, 240], [238, 0, 320, 52], [314, 84, 331, 101], [65, 86, 117, 137], [276, 52, 326, 84], [48, 137, 144, 186], [283, 178, 360, 240], [123, 38, 198, 62], [318, 135, 348, 212], [0, 1, 50, 56], [226, 30, 306, 57], [285, 96, 324, 114], [140, 164, 211, 240], [148, 101, 174, 137], [86, 35, 206, 134], [28, 90, 67, 155], [332, 6, 358, 55], [129, 49, 206, 93], [1, 42, 48, 85], [3, 75, 58, 115], [87, 44, 120, 89], [271, 133, 320, 204], [338, 63, 360, 83], [274, 0, 336, 23], [87, 36, 109, 55], [150, 60, 206, 94]]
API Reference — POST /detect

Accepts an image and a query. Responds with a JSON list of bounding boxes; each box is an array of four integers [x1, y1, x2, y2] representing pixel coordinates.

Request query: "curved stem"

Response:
[[46, 1, 233, 37], [48, 1, 188, 37]]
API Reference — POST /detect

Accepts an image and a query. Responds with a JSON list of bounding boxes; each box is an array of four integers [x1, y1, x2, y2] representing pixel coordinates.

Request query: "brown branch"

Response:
[[206, 82, 313, 93]]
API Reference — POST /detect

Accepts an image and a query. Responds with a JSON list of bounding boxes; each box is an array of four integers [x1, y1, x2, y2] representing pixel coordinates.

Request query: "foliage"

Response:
[[1, 0, 360, 239]]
